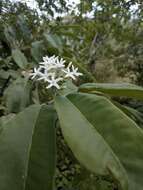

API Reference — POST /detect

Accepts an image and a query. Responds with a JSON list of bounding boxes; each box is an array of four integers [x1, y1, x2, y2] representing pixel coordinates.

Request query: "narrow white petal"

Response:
[[46, 84, 53, 89], [54, 83, 60, 89]]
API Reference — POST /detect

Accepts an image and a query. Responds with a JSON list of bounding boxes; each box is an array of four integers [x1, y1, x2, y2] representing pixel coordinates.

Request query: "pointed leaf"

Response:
[[79, 83, 143, 100]]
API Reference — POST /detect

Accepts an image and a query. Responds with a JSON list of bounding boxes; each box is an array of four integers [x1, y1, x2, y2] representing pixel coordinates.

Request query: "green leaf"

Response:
[[54, 96, 128, 190], [67, 92, 143, 190], [122, 106, 143, 128], [0, 113, 15, 126], [12, 49, 29, 69], [0, 104, 56, 190], [112, 101, 143, 129], [17, 14, 31, 40], [4, 25, 17, 48], [4, 77, 31, 113], [59, 79, 78, 96], [79, 83, 143, 100], [31, 40, 44, 62], [44, 33, 63, 52]]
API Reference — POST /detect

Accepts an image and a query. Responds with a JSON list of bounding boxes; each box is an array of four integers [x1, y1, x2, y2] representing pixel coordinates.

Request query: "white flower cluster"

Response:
[[30, 55, 82, 89]]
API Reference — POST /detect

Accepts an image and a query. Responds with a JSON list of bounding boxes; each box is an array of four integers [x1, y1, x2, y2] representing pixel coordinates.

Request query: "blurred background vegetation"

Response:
[[0, 0, 143, 189]]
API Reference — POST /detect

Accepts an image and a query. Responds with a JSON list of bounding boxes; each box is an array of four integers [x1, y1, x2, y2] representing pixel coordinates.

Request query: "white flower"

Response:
[[29, 55, 83, 90], [29, 67, 42, 79], [37, 70, 53, 82], [62, 62, 82, 80], [40, 55, 65, 70], [55, 57, 65, 68], [63, 67, 76, 80], [71, 65, 83, 77], [42, 55, 57, 66], [46, 75, 63, 89]]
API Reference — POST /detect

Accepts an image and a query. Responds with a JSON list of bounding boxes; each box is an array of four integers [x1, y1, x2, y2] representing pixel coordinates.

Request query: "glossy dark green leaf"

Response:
[[0, 104, 56, 190], [79, 83, 143, 100], [67, 92, 143, 190], [55, 96, 128, 190]]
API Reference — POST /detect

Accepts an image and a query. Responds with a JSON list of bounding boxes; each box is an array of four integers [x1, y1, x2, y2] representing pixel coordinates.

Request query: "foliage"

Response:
[[1, 79, 143, 190], [0, 0, 143, 190], [0, 104, 56, 190]]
